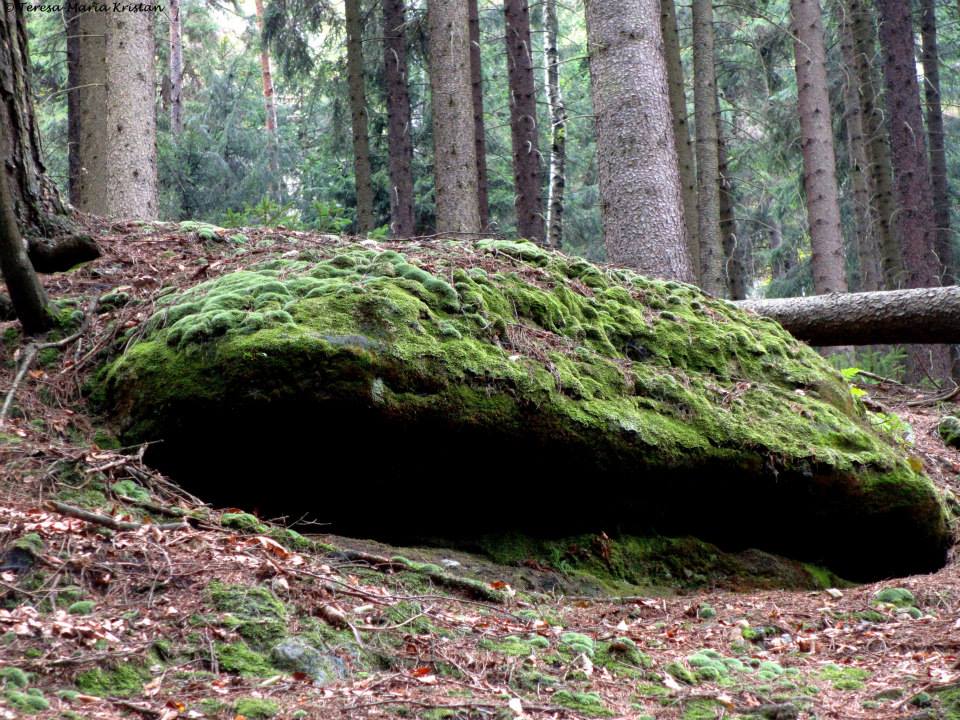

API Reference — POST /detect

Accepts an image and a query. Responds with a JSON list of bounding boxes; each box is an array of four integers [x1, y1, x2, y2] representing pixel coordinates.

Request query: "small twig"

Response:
[[45, 500, 190, 532], [852, 369, 908, 387], [1, 297, 98, 426]]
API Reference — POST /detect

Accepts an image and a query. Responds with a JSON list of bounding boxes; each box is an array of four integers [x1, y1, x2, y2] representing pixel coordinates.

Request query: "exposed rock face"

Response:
[[98, 238, 951, 580]]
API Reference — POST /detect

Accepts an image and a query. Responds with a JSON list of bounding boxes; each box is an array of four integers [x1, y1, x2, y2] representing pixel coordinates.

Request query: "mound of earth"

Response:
[[95, 237, 950, 580]]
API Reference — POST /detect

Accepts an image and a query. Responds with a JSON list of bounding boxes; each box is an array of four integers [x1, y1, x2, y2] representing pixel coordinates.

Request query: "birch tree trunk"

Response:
[[543, 0, 566, 249], [692, 0, 724, 295], [346, 0, 375, 234], [584, 0, 693, 282], [429, 0, 481, 234], [661, 0, 698, 275], [791, 0, 847, 295], [504, 0, 544, 242], [383, 0, 416, 238], [468, 0, 490, 230]]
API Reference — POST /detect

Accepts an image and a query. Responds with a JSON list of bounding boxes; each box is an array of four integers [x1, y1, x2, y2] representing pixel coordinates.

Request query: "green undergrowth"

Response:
[[97, 238, 950, 579]]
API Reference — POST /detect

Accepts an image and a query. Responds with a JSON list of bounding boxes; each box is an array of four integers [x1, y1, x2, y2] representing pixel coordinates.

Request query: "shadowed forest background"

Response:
[[23, 0, 960, 311]]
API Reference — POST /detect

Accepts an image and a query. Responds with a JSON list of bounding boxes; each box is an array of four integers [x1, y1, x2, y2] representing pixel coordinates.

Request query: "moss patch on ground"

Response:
[[98, 238, 950, 580]]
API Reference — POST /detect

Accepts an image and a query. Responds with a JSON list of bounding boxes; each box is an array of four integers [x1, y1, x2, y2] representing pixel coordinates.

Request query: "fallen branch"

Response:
[[45, 500, 190, 532], [332, 549, 506, 604], [0, 296, 98, 426]]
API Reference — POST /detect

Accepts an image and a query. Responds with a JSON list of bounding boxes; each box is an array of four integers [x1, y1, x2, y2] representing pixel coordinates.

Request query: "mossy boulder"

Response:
[[938, 416, 960, 449], [98, 238, 950, 580]]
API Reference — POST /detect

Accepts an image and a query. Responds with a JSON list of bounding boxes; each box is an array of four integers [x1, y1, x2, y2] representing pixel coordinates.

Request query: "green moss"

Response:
[[871, 587, 916, 607], [0, 667, 30, 688], [215, 642, 275, 676], [666, 662, 697, 685], [559, 631, 595, 657], [595, 637, 652, 672], [220, 513, 267, 534], [818, 663, 870, 691], [682, 698, 724, 720], [233, 698, 279, 718], [939, 417, 960, 448], [268, 527, 312, 551], [67, 600, 94, 615], [208, 582, 287, 647], [553, 690, 614, 717], [3, 688, 49, 713], [75, 663, 146, 697], [12, 533, 43, 556], [479, 635, 545, 657], [198, 698, 228, 716], [100, 241, 951, 580], [111, 479, 151, 503]]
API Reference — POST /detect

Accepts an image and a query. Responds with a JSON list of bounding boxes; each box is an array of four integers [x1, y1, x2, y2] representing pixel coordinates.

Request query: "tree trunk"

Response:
[[169, 0, 184, 136], [0, 157, 50, 336], [716, 94, 746, 300], [661, 0, 698, 276], [543, 0, 566, 249], [585, 0, 693, 282], [838, 7, 882, 292], [76, 8, 158, 219], [791, 0, 847, 295], [254, 0, 281, 201], [504, 0, 544, 242], [876, 0, 939, 289], [692, 0, 723, 295], [920, 0, 954, 285], [65, 2, 81, 204], [429, 0, 481, 234], [346, 0, 375, 234], [1, 3, 69, 235], [736, 286, 960, 346], [383, 0, 416, 238], [468, 0, 490, 230], [848, 0, 900, 289]]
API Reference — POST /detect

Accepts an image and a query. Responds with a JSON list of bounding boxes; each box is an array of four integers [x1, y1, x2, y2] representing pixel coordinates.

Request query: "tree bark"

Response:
[[791, 0, 847, 295], [346, 0, 375, 234], [876, 0, 939, 290], [383, 0, 416, 238], [736, 286, 960, 346], [920, 0, 954, 285], [504, 0, 544, 242], [468, 0, 490, 230], [661, 0, 698, 276], [0, 154, 50, 336], [169, 0, 184, 136], [65, 2, 81, 204], [254, 0, 281, 201], [838, 6, 882, 292], [543, 0, 566, 249], [692, 0, 723, 295], [848, 0, 900, 289], [76, 8, 158, 219], [716, 93, 746, 300], [1, 3, 69, 235], [429, 0, 481, 234], [585, 0, 692, 282]]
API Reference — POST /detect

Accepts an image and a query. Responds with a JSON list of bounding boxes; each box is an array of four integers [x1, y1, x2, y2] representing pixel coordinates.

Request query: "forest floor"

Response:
[[2, 218, 960, 719]]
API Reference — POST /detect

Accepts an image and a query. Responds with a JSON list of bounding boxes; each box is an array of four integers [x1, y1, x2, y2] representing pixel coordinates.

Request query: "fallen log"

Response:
[[734, 286, 960, 345]]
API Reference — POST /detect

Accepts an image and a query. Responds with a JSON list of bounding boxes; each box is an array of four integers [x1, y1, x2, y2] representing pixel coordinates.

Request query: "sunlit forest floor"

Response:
[[2, 219, 960, 719]]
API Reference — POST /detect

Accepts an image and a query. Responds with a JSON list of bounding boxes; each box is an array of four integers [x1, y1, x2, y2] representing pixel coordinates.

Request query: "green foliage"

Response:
[[233, 697, 280, 718]]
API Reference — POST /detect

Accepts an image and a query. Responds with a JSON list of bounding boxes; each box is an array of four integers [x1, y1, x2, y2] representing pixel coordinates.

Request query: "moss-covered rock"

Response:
[[98, 239, 950, 580], [938, 417, 960, 449]]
